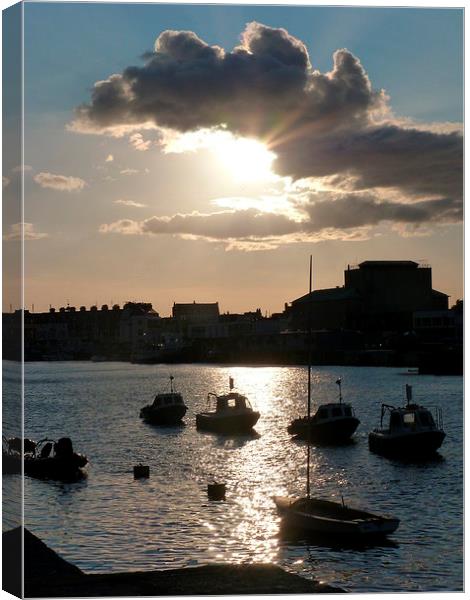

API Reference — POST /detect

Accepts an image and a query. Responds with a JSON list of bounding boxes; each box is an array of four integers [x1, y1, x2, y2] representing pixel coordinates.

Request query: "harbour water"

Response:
[[3, 361, 463, 592]]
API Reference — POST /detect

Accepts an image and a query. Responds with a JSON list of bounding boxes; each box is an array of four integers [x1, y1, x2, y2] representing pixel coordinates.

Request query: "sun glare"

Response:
[[213, 137, 276, 183]]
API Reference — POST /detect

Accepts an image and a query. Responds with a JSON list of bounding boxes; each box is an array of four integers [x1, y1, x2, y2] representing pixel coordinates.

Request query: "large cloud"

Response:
[[73, 21, 462, 243], [72, 23, 386, 139], [99, 191, 462, 249]]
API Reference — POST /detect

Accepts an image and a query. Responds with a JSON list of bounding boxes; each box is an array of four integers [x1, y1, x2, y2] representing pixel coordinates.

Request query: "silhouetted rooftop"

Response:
[[293, 287, 360, 304], [358, 260, 420, 269]]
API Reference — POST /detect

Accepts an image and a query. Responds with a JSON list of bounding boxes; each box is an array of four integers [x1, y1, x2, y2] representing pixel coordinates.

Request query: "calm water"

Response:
[[3, 361, 463, 592]]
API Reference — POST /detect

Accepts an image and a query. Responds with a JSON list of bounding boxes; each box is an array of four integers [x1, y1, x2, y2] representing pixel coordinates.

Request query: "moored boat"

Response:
[[273, 496, 400, 538], [288, 379, 360, 443], [140, 376, 187, 425], [196, 378, 260, 434], [3, 436, 88, 481], [369, 384, 445, 457]]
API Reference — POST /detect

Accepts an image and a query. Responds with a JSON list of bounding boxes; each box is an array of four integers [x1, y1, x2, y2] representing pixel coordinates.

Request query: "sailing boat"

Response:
[[288, 259, 360, 444], [274, 257, 399, 539]]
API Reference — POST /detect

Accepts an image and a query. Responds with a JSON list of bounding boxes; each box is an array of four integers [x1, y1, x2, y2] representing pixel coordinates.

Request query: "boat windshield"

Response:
[[216, 393, 250, 410], [153, 393, 183, 406], [403, 412, 415, 425], [418, 411, 435, 426]]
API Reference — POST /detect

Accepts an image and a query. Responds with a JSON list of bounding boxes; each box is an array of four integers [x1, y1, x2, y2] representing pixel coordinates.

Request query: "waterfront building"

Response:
[[289, 260, 449, 332]]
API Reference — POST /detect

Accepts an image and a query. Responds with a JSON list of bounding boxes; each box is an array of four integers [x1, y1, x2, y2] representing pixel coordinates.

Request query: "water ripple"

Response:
[[2, 361, 463, 592]]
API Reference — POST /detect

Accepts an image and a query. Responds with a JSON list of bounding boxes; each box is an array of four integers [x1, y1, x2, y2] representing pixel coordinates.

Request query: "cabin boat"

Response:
[[3, 436, 88, 481], [140, 376, 187, 425], [288, 380, 360, 443], [273, 496, 400, 538], [369, 385, 445, 457], [196, 380, 260, 434]]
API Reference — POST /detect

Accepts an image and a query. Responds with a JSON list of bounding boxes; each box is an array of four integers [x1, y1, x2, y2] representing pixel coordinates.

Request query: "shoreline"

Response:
[[4, 528, 345, 597]]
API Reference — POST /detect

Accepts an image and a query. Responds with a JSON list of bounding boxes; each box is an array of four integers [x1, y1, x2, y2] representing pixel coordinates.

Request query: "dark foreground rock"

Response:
[[4, 527, 345, 597]]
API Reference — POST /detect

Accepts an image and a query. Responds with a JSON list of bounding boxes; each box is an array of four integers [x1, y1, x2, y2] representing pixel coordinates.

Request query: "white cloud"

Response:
[[12, 165, 33, 173], [129, 133, 152, 151], [3, 222, 49, 241], [34, 172, 86, 192], [98, 188, 462, 251], [99, 219, 142, 235], [114, 199, 147, 208]]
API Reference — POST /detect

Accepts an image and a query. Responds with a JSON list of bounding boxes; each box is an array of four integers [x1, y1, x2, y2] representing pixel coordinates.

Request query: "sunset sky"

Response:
[[3, 3, 463, 315]]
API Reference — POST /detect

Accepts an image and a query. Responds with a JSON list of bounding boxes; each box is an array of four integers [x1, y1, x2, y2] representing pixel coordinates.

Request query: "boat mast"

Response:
[[337, 378, 342, 404], [307, 255, 313, 499]]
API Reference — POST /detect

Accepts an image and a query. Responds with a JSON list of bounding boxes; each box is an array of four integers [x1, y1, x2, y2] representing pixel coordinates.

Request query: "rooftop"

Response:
[[293, 287, 360, 304], [357, 260, 420, 269]]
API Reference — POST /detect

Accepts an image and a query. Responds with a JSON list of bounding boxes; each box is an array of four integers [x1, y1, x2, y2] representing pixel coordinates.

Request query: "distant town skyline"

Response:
[[17, 258, 461, 318], [3, 3, 463, 314]]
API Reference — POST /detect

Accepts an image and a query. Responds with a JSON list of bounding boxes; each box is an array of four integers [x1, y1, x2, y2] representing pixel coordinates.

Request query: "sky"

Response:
[[3, 2, 464, 315]]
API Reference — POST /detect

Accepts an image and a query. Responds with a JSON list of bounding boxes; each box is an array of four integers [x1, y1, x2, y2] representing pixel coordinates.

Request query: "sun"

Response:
[[212, 136, 276, 183]]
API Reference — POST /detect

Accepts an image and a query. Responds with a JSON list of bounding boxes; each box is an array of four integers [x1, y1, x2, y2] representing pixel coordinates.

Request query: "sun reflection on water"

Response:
[[16, 362, 463, 592]]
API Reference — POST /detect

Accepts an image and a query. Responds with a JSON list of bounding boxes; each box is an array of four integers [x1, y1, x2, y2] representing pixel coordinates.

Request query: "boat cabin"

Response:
[[215, 392, 251, 412], [380, 404, 442, 434], [152, 393, 185, 408], [314, 403, 355, 421]]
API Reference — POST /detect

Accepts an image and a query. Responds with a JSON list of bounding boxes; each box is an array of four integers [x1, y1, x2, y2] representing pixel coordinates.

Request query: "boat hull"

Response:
[[196, 411, 260, 434], [2, 453, 21, 475], [288, 416, 360, 444], [273, 496, 399, 538], [140, 404, 187, 425], [3, 453, 87, 481], [368, 430, 446, 457]]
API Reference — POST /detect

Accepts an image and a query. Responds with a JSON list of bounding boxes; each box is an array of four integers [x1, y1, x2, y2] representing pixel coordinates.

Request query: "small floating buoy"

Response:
[[208, 482, 226, 501], [134, 464, 150, 479]]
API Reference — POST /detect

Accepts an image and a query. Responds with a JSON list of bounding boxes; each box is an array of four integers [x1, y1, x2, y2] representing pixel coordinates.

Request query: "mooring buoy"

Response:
[[208, 482, 226, 500], [134, 464, 150, 479]]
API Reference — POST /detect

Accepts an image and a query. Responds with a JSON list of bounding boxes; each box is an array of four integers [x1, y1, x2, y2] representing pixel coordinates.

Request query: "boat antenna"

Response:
[[307, 255, 313, 499], [406, 384, 412, 406], [336, 378, 342, 403]]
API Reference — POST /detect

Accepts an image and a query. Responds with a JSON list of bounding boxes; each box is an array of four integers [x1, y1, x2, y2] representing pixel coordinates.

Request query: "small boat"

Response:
[[273, 496, 399, 538], [3, 436, 88, 481], [369, 384, 445, 457], [196, 378, 260, 434], [140, 376, 187, 425], [288, 379, 360, 443], [275, 257, 399, 542]]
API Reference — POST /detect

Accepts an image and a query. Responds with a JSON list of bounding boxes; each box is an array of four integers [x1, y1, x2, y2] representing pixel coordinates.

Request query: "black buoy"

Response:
[[134, 464, 150, 479], [208, 482, 226, 501]]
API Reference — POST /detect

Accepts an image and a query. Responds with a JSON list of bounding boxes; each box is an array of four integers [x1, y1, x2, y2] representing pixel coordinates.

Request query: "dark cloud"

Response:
[[277, 124, 462, 200], [300, 193, 462, 230], [72, 22, 383, 139], [74, 21, 462, 222], [100, 209, 299, 240], [99, 191, 462, 249]]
